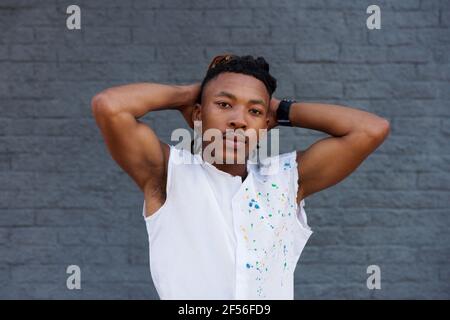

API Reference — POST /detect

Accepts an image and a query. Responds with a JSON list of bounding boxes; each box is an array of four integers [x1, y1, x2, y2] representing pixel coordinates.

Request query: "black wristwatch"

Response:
[[276, 98, 296, 127]]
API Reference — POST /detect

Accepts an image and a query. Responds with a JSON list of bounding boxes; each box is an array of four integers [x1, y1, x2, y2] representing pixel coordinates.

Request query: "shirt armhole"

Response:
[[142, 144, 176, 221], [290, 150, 312, 233]]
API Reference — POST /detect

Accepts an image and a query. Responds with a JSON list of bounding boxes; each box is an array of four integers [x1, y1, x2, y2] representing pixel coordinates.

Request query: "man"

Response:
[[91, 54, 390, 299]]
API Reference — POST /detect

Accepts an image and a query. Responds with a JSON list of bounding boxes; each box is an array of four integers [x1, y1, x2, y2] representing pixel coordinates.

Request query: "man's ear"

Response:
[[192, 103, 202, 123]]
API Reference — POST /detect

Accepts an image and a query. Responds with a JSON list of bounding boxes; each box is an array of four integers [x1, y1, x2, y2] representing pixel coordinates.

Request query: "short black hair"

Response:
[[198, 54, 277, 105]]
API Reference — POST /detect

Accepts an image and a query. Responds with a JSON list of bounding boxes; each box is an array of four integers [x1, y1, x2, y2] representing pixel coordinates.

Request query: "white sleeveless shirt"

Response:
[[142, 145, 312, 300]]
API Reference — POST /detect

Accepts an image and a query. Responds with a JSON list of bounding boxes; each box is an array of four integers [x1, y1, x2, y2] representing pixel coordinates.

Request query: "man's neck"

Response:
[[213, 162, 248, 181]]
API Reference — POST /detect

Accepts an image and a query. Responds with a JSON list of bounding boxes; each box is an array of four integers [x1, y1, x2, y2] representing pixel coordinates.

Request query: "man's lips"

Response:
[[223, 133, 247, 148]]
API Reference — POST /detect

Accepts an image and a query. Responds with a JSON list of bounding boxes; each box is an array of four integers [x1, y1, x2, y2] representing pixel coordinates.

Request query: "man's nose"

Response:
[[227, 108, 247, 129]]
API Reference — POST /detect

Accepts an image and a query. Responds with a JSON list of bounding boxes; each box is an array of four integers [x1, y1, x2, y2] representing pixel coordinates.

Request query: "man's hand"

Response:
[[267, 97, 280, 130], [177, 83, 201, 129]]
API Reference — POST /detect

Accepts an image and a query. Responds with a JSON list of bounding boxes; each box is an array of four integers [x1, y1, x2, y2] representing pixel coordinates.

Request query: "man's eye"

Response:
[[250, 109, 262, 115], [217, 102, 230, 108]]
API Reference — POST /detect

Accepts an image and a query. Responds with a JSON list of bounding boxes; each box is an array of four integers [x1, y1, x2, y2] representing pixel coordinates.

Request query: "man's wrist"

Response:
[[268, 97, 281, 129], [175, 83, 200, 111], [276, 98, 296, 127]]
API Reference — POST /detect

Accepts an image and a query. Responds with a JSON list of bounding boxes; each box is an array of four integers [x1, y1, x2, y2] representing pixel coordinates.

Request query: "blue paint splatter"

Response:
[[249, 199, 260, 209]]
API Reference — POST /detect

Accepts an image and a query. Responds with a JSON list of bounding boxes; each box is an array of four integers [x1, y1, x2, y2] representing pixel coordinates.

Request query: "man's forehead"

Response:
[[206, 73, 269, 102]]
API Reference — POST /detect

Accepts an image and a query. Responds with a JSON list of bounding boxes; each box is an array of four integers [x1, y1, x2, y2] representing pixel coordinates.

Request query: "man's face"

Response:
[[192, 72, 270, 164]]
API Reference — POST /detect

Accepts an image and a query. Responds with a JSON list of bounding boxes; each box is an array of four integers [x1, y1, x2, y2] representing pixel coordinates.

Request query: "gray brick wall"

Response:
[[0, 0, 449, 299]]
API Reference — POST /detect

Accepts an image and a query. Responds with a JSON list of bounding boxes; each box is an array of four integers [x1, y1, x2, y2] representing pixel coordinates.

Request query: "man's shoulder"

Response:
[[168, 144, 202, 165], [256, 150, 297, 176], [259, 150, 297, 166]]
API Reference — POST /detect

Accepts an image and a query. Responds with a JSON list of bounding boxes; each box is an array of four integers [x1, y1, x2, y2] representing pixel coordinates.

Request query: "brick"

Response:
[[417, 173, 450, 190], [340, 46, 387, 63], [443, 118, 450, 135], [339, 171, 417, 190], [133, 25, 230, 45], [132, 0, 165, 9], [302, 246, 369, 264], [57, 45, 156, 63], [345, 81, 437, 99], [270, 26, 338, 44], [10, 6, 60, 27], [252, 8, 297, 27], [84, 27, 131, 45], [154, 9, 202, 26], [391, 117, 441, 136], [394, 11, 440, 27], [0, 45, 7, 60], [229, 0, 269, 8], [340, 226, 443, 246], [371, 209, 450, 228], [298, 10, 345, 28], [296, 81, 343, 99], [230, 27, 271, 45], [391, 0, 421, 10], [57, 227, 107, 245], [0, 209, 34, 226], [0, 27, 33, 44], [204, 9, 252, 27], [338, 190, 450, 209], [9, 44, 57, 61], [11, 265, 66, 283], [0, 228, 8, 244], [370, 100, 450, 117], [0, 245, 129, 265], [377, 263, 439, 282], [421, 0, 450, 10], [416, 63, 450, 80], [417, 28, 450, 45], [155, 46, 206, 63], [0, 62, 38, 81], [432, 45, 450, 63], [80, 265, 149, 282], [33, 27, 83, 45], [417, 247, 450, 263], [4, 118, 98, 136], [294, 264, 367, 284], [437, 82, 450, 99], [9, 227, 58, 245], [295, 43, 339, 62], [442, 10, 450, 26], [35, 209, 83, 226], [387, 46, 431, 63], [368, 29, 416, 46]]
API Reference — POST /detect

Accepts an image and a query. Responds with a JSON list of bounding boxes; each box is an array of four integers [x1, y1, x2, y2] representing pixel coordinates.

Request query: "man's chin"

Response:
[[211, 148, 248, 165]]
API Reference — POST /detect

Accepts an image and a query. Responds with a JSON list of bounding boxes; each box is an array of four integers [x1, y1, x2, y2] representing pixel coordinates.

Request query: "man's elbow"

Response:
[[364, 117, 391, 143], [91, 91, 117, 118]]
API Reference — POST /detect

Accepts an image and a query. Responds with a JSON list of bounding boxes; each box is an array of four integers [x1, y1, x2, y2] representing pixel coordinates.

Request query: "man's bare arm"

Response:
[[271, 99, 390, 202], [91, 83, 200, 192]]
